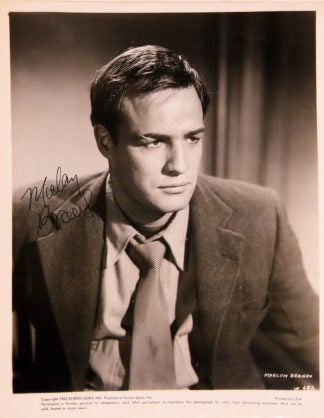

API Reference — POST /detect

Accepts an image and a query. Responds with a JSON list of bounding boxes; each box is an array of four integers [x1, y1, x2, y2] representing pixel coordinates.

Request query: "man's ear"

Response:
[[94, 124, 114, 158]]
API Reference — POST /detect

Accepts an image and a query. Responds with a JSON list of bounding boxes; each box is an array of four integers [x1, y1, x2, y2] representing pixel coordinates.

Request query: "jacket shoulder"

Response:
[[13, 171, 106, 211], [196, 174, 278, 213], [12, 171, 107, 260]]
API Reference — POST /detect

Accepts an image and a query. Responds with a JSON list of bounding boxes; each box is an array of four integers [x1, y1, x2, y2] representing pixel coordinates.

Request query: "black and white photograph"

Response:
[[5, 3, 322, 416]]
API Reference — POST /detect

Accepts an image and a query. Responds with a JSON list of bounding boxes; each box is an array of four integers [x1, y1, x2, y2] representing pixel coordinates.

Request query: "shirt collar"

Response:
[[105, 182, 138, 268], [161, 205, 189, 271], [105, 178, 189, 271]]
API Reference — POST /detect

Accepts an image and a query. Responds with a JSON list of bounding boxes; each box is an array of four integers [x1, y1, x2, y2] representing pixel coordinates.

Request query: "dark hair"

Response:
[[90, 45, 209, 139]]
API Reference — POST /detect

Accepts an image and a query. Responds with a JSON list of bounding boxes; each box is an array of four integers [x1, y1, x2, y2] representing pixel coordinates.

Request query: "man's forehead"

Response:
[[120, 87, 203, 122]]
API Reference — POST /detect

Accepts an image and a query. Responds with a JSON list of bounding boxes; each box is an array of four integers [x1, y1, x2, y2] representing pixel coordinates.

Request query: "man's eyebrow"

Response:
[[140, 133, 170, 141], [139, 128, 205, 141], [184, 128, 205, 138]]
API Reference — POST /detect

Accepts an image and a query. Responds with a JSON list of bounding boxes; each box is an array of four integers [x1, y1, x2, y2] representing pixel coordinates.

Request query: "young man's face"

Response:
[[107, 86, 204, 222]]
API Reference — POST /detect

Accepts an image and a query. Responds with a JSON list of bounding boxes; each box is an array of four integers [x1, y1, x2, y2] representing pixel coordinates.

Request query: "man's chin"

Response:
[[153, 193, 192, 214]]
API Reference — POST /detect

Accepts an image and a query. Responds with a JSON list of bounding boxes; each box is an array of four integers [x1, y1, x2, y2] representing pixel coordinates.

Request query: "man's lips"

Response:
[[158, 183, 191, 193], [159, 182, 190, 188]]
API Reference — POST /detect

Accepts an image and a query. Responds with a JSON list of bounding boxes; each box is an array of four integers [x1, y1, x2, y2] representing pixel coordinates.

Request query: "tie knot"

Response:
[[128, 240, 166, 270]]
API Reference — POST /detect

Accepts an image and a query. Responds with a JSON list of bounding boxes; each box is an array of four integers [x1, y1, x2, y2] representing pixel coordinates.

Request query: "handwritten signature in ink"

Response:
[[20, 166, 93, 236]]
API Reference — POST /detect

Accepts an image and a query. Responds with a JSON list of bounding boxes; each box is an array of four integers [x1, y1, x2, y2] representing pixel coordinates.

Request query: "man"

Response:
[[13, 45, 319, 392]]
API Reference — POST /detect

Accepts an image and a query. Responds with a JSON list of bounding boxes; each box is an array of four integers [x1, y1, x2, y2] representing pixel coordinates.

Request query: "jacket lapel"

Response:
[[190, 177, 244, 361], [34, 172, 107, 389]]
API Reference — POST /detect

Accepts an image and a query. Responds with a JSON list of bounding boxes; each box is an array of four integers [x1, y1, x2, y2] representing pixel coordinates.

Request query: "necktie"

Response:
[[127, 240, 177, 389]]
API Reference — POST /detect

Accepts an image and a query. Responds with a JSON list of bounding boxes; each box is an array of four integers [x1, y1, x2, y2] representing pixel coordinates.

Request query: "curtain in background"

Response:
[[205, 13, 316, 190]]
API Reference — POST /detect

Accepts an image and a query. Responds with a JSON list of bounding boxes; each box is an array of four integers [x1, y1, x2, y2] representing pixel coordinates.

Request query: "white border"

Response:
[[1, 2, 323, 417]]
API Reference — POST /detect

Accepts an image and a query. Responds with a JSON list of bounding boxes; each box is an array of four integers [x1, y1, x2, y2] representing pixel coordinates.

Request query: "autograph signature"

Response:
[[21, 167, 93, 237]]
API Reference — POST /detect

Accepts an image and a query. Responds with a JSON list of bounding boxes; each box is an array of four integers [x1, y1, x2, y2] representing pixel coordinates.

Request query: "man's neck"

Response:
[[131, 212, 176, 239], [113, 195, 174, 238]]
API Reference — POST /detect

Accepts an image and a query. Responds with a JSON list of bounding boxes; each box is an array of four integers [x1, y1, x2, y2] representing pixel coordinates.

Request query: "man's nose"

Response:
[[163, 143, 186, 175]]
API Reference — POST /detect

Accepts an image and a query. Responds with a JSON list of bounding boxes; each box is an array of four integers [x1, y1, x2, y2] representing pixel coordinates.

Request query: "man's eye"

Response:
[[188, 136, 202, 144], [144, 140, 163, 148]]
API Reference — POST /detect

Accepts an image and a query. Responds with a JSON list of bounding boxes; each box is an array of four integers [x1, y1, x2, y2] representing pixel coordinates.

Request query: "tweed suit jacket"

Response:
[[12, 172, 319, 392]]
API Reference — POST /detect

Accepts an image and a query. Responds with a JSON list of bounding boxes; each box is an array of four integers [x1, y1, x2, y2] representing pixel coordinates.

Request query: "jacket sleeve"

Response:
[[251, 191, 319, 389]]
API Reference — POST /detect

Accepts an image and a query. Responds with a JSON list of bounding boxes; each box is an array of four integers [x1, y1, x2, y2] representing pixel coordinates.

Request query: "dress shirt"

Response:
[[86, 180, 198, 390]]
